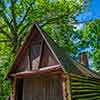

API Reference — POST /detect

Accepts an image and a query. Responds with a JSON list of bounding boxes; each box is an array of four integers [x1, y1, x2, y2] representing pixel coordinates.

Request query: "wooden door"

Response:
[[22, 76, 63, 100]]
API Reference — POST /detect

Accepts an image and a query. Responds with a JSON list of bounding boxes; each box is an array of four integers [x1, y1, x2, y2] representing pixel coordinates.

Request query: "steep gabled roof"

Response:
[[6, 23, 100, 79]]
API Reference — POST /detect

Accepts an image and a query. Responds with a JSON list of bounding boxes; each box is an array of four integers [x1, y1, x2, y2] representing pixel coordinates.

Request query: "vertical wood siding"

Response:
[[16, 51, 30, 72], [69, 74, 100, 100], [23, 78, 33, 100], [11, 77, 16, 100], [40, 43, 58, 68], [22, 76, 63, 100]]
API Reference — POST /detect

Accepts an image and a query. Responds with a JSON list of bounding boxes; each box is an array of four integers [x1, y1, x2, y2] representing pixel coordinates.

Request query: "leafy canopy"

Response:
[[0, 0, 83, 99], [77, 19, 100, 71]]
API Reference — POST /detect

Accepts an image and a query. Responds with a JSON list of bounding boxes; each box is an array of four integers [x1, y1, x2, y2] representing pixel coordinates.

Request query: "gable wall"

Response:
[[10, 26, 39, 73], [39, 42, 59, 68], [15, 50, 30, 72], [13, 26, 59, 73]]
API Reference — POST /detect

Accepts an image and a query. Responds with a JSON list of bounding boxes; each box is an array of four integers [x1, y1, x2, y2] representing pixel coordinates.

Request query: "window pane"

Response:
[[30, 44, 41, 70]]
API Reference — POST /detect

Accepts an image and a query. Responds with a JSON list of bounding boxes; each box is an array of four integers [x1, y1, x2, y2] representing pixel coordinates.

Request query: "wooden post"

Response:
[[66, 75, 72, 100], [11, 77, 16, 100], [60, 74, 66, 100]]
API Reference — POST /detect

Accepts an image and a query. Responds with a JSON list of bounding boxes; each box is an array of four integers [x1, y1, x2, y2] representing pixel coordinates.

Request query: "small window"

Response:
[[29, 42, 41, 70]]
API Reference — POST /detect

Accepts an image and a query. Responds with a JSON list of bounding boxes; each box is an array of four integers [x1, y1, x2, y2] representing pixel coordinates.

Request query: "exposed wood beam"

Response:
[[10, 65, 62, 78], [66, 75, 72, 100], [39, 64, 60, 70], [28, 46, 32, 70], [39, 40, 44, 67]]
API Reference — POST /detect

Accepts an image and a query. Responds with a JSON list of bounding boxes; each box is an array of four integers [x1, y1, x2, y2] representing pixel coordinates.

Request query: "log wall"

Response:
[[65, 74, 100, 100]]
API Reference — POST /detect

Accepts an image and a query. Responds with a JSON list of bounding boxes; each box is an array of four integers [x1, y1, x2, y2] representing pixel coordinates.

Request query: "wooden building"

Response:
[[6, 23, 100, 100]]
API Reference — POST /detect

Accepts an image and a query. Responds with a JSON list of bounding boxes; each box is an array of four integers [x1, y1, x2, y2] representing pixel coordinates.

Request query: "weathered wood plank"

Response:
[[67, 74, 100, 100], [22, 75, 63, 100], [65, 75, 72, 100], [11, 77, 16, 100], [23, 78, 33, 100]]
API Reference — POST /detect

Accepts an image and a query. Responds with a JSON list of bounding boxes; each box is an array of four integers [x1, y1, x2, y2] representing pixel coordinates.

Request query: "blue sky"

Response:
[[77, 0, 100, 22], [75, 0, 100, 67], [75, 0, 100, 68]]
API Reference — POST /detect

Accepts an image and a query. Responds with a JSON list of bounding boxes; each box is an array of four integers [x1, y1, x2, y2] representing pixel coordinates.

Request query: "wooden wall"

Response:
[[15, 50, 30, 73], [65, 74, 100, 100], [14, 40, 59, 73], [40, 43, 58, 68], [22, 75, 63, 100]]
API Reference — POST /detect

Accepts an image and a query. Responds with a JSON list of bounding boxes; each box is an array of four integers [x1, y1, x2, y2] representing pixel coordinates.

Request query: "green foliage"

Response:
[[87, 19, 100, 71], [0, 0, 83, 99], [75, 19, 100, 71], [0, 0, 83, 51], [0, 42, 12, 100]]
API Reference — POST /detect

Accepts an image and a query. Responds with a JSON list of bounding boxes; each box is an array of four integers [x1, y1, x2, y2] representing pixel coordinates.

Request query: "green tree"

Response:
[[0, 0, 83, 99], [77, 19, 100, 71], [0, 0, 83, 52]]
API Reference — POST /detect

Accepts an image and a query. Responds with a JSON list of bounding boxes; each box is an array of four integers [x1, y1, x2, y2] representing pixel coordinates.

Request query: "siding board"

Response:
[[65, 74, 100, 100], [22, 76, 63, 100]]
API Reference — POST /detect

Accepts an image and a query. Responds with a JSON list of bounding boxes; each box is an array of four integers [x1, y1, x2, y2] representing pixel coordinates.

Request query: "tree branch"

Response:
[[9, 19, 13, 26], [0, 27, 12, 39], [0, 25, 7, 28], [0, 1, 14, 33], [0, 39, 13, 42], [18, 21, 31, 35], [11, 0, 17, 32], [40, 14, 91, 27], [17, 2, 34, 29], [3, 13, 14, 32], [40, 14, 67, 27]]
